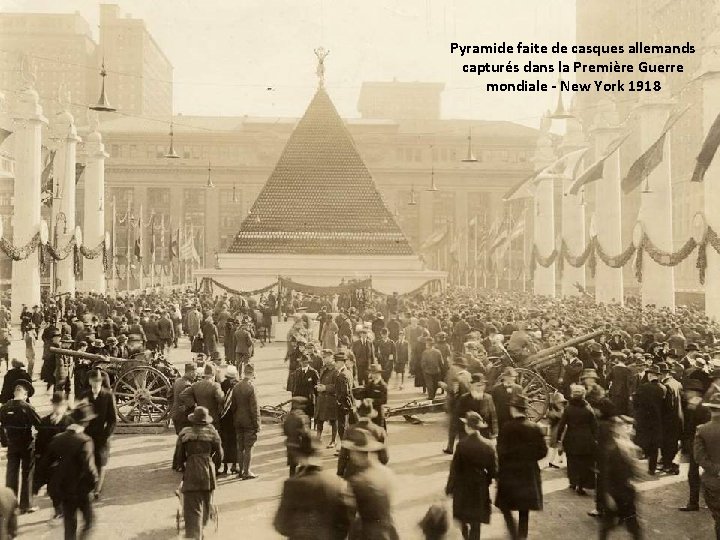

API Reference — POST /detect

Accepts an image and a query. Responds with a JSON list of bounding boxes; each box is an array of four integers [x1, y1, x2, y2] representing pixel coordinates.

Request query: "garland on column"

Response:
[[634, 236, 645, 283], [73, 245, 82, 277], [595, 240, 636, 269], [0, 233, 41, 261], [46, 236, 77, 261]]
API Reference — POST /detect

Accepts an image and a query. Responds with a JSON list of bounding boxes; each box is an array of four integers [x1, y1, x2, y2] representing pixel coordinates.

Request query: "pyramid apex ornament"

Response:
[[314, 47, 330, 87]]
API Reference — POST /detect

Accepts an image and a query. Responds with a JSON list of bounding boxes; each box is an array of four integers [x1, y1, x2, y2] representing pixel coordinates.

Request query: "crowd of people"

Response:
[[1, 286, 720, 538]]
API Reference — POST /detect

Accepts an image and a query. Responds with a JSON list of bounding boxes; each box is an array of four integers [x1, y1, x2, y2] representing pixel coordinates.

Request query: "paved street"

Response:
[[0, 336, 715, 539]]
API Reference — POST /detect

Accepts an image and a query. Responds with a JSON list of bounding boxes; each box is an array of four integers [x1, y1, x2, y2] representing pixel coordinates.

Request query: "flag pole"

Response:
[[160, 215, 166, 288], [522, 200, 528, 292], [483, 213, 488, 289], [138, 203, 144, 291], [109, 196, 116, 296], [126, 198, 132, 292], [473, 214, 478, 289], [507, 209, 513, 291], [149, 213, 155, 289]]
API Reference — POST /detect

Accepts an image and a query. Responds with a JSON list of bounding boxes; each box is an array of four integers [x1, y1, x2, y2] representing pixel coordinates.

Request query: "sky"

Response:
[[1, 0, 576, 128]]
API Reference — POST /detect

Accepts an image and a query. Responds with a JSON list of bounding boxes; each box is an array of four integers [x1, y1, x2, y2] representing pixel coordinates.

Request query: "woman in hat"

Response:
[[557, 384, 598, 495], [177, 406, 223, 539], [445, 411, 497, 540], [218, 366, 239, 476]]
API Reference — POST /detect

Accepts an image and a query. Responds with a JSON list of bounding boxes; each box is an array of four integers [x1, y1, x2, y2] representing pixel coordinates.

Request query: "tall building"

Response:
[[99, 4, 173, 118], [0, 11, 97, 120], [575, 0, 708, 294]]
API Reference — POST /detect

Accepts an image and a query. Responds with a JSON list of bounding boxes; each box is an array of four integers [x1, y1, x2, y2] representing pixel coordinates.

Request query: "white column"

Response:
[[636, 100, 675, 309], [591, 108, 624, 305], [11, 85, 47, 323], [79, 116, 107, 294], [561, 182, 586, 296], [533, 175, 556, 296], [53, 104, 80, 296], [701, 58, 720, 321]]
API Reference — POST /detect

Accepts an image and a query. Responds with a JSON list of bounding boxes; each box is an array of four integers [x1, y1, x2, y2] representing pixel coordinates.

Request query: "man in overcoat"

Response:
[[351, 328, 375, 386], [694, 393, 720, 538], [446, 411, 497, 540], [495, 394, 547, 540], [632, 365, 665, 474]]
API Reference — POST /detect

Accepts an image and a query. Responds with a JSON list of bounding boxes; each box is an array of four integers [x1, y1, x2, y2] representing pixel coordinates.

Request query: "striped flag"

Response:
[[691, 110, 720, 183], [568, 133, 630, 195], [621, 104, 690, 194]]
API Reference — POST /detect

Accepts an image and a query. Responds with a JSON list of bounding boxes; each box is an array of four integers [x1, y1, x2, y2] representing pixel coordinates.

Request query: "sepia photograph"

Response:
[[0, 0, 718, 538]]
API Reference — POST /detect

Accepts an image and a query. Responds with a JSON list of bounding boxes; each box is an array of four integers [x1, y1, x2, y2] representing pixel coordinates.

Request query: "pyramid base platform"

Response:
[[197, 253, 446, 296]]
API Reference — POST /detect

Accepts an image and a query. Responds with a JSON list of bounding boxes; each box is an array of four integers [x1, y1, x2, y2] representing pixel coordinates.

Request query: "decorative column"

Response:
[[11, 74, 47, 322], [533, 113, 557, 297], [560, 116, 587, 296], [700, 32, 720, 321], [635, 89, 675, 310], [591, 99, 624, 305], [53, 91, 80, 296], [79, 112, 108, 294]]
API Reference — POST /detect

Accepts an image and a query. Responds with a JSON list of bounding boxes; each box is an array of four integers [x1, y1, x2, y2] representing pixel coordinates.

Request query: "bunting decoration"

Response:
[[567, 133, 630, 195]]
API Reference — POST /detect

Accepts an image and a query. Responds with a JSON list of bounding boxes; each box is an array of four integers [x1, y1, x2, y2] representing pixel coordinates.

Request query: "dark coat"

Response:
[[337, 419, 389, 479], [557, 398, 598, 455], [495, 416, 547, 511], [230, 379, 260, 431], [364, 378, 388, 429], [274, 464, 356, 540], [348, 462, 399, 540], [201, 319, 219, 355], [316, 365, 339, 421], [46, 428, 98, 499], [220, 378, 238, 463], [81, 388, 118, 450], [335, 368, 353, 413], [157, 317, 175, 341], [446, 431, 497, 523], [33, 413, 72, 492], [291, 367, 319, 400], [283, 408, 310, 468], [490, 383, 523, 430], [456, 393, 499, 439], [177, 424, 223, 492], [180, 378, 224, 426], [633, 380, 665, 447], [0, 368, 34, 404], [351, 339, 375, 368], [168, 376, 194, 427]]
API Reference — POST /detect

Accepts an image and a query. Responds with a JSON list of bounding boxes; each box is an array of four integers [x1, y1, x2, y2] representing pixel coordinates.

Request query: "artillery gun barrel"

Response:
[[524, 329, 605, 367], [49, 347, 124, 363]]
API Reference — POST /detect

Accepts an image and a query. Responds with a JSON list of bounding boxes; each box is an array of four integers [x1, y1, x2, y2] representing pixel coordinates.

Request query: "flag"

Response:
[[621, 104, 690, 194], [40, 148, 56, 205], [503, 169, 542, 201], [0, 127, 12, 146], [568, 133, 630, 195], [504, 147, 588, 202], [509, 218, 525, 241], [691, 110, 720, 183], [134, 237, 142, 261], [180, 228, 193, 260], [75, 163, 86, 184], [170, 228, 179, 259]]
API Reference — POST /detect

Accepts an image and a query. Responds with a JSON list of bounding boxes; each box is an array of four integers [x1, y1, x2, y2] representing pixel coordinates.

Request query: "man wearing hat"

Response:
[[606, 352, 633, 415], [446, 411, 497, 540], [230, 364, 261, 480], [365, 363, 388, 430], [694, 393, 720, 537], [0, 378, 40, 514], [234, 321, 255, 375], [351, 327, 375, 386], [632, 364, 665, 475], [421, 337, 444, 400], [282, 397, 310, 476], [442, 355, 472, 455], [337, 398, 388, 479], [334, 352, 354, 442], [658, 362, 684, 475], [0, 359, 33, 404], [290, 354, 319, 423], [495, 394, 548, 540], [274, 430, 356, 539], [456, 373, 498, 443], [79, 368, 118, 499], [181, 363, 224, 437], [679, 379, 711, 512], [343, 429, 399, 539], [491, 367, 523, 434], [46, 403, 98, 539], [374, 328, 396, 384], [169, 363, 197, 437], [33, 392, 72, 519], [177, 406, 223, 539]]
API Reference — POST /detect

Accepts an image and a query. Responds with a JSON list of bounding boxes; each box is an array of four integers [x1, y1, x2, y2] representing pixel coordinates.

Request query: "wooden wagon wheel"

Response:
[[515, 368, 549, 422], [113, 366, 171, 424]]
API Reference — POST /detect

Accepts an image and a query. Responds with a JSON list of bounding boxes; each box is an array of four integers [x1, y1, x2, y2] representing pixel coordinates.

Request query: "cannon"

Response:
[[50, 347, 180, 425]]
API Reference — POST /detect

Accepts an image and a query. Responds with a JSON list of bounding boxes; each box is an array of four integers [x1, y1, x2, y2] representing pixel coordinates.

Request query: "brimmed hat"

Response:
[[187, 406, 213, 425], [106, 336, 118, 344], [184, 363, 196, 374], [357, 398, 378, 419], [12, 379, 32, 394], [10, 358, 24, 369], [705, 393, 720, 410], [92, 339, 104, 348], [656, 362, 671, 373], [461, 411, 488, 430], [369, 363, 383, 374], [683, 379, 705, 392], [333, 351, 348, 362], [687, 343, 700, 352], [288, 430, 321, 457], [501, 367, 518, 379], [581, 368, 599, 380], [646, 365, 661, 375], [322, 349, 335, 357], [452, 354, 467, 367], [470, 373, 486, 384], [225, 366, 239, 380], [341, 429, 385, 452], [70, 403, 97, 425], [202, 363, 215, 378]]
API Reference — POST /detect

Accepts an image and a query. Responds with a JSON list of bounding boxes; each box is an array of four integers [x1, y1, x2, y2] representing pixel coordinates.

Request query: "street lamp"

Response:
[[90, 58, 116, 113]]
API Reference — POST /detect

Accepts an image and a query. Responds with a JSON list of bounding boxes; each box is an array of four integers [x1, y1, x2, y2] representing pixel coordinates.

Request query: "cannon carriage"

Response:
[[50, 346, 181, 424]]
